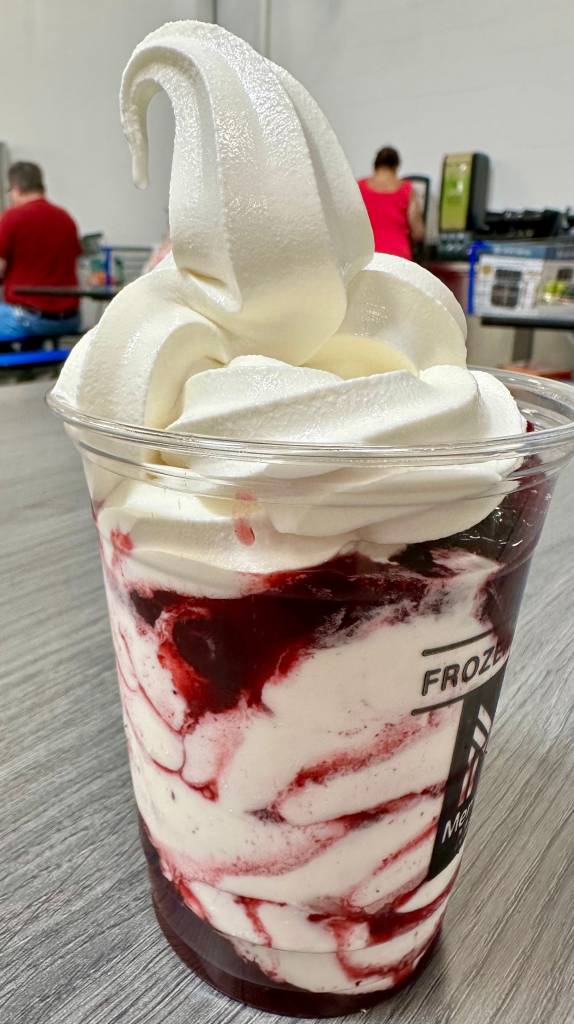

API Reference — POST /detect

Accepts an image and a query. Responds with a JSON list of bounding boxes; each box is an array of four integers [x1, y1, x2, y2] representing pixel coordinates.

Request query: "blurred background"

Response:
[[1, 0, 573, 378]]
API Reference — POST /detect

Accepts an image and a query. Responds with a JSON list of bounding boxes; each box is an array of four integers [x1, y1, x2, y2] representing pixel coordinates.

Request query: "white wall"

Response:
[[2, 0, 573, 367], [0, 0, 213, 245], [2, 1, 572, 241], [265, 0, 574, 369], [214, 0, 262, 49], [269, 0, 574, 214]]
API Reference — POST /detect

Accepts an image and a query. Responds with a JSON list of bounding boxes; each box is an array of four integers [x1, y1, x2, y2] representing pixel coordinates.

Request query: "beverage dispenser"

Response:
[[437, 152, 490, 258]]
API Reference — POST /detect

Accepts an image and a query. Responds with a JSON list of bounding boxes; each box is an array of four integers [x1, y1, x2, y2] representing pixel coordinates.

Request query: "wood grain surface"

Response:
[[2, 380, 574, 1024]]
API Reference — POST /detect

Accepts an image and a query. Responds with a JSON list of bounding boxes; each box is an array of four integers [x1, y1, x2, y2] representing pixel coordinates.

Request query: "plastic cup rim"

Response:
[[47, 367, 574, 467]]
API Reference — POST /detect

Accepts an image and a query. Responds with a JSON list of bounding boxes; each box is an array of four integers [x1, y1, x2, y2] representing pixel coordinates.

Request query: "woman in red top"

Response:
[[358, 146, 424, 259]]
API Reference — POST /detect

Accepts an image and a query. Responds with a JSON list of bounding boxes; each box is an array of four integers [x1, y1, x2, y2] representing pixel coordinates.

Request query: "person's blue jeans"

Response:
[[0, 302, 81, 342]]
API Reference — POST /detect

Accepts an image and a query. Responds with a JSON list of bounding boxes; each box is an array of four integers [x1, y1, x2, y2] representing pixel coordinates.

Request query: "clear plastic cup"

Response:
[[49, 369, 574, 1018]]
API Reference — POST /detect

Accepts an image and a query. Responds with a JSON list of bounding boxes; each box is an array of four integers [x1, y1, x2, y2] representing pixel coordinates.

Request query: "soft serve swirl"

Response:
[[55, 19, 524, 560]]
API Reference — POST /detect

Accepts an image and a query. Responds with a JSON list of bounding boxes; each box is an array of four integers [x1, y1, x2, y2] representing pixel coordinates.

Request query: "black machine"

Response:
[[477, 208, 563, 241], [402, 174, 431, 224]]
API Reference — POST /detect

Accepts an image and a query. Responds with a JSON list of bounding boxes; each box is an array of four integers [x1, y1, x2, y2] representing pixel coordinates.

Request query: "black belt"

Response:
[[21, 305, 79, 320]]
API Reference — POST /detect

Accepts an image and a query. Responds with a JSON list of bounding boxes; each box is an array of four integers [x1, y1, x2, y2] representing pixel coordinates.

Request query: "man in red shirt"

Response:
[[0, 162, 81, 341]]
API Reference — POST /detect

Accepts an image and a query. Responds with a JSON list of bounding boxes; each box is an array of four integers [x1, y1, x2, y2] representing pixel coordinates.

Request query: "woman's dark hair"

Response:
[[8, 161, 45, 194], [374, 146, 400, 171]]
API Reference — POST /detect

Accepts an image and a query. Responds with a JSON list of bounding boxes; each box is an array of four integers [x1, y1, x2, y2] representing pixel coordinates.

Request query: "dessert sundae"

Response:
[[51, 20, 563, 1017]]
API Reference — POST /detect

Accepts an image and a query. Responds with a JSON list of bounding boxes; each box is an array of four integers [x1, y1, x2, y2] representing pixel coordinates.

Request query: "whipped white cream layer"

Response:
[[54, 20, 525, 558]]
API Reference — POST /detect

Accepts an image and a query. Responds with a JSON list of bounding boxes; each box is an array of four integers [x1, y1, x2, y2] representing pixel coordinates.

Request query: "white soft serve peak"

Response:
[[55, 19, 524, 550]]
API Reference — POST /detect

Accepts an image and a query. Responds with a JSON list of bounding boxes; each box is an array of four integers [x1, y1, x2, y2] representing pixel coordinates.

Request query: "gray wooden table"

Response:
[[2, 380, 574, 1024]]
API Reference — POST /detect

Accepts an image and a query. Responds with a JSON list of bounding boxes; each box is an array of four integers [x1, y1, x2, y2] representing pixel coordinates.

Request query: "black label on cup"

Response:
[[426, 664, 506, 880]]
